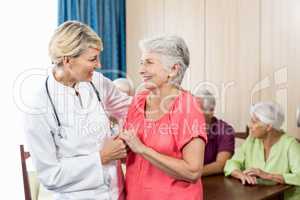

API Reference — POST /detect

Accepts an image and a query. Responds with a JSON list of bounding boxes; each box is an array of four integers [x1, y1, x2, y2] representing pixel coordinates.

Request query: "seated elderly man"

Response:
[[196, 89, 235, 176], [224, 102, 300, 200]]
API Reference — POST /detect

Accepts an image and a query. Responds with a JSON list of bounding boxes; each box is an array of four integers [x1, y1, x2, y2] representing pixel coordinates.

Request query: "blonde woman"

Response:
[[24, 21, 131, 199]]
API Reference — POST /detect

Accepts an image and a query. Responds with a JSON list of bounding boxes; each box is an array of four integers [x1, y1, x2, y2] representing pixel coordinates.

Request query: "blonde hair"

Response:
[[48, 21, 103, 65]]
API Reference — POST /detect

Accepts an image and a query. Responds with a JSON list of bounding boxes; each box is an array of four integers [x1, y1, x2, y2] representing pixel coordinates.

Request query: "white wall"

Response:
[[126, 0, 300, 138], [0, 0, 57, 198]]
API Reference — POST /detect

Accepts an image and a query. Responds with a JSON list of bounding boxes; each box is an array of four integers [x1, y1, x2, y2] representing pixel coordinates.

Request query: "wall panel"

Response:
[[126, 0, 165, 86], [205, 0, 260, 130], [164, 0, 205, 90], [126, 0, 300, 136]]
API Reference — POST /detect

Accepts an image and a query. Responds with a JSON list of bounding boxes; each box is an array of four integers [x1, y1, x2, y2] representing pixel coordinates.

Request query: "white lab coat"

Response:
[[24, 71, 132, 200]]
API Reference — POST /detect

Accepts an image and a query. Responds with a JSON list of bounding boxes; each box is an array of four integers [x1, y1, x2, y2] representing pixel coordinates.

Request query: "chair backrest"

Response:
[[235, 126, 249, 139], [20, 145, 32, 200]]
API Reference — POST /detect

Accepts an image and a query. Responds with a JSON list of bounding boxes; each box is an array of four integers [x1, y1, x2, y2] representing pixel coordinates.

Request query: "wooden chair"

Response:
[[20, 145, 32, 200], [235, 126, 249, 139]]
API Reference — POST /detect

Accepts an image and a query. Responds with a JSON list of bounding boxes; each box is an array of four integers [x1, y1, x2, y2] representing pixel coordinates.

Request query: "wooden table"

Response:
[[203, 175, 293, 200]]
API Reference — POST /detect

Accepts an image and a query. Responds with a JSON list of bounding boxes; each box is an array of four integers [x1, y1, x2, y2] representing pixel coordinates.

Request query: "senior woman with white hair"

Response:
[[119, 35, 207, 200], [24, 21, 131, 199], [224, 102, 300, 200], [195, 89, 235, 176]]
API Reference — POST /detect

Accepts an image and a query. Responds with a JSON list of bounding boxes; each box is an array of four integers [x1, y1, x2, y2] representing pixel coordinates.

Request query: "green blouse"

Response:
[[224, 133, 300, 200]]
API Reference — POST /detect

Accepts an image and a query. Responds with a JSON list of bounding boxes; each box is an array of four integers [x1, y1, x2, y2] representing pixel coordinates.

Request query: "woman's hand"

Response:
[[244, 168, 285, 184], [243, 168, 270, 180], [232, 169, 257, 185], [119, 130, 147, 154], [239, 173, 257, 185], [100, 137, 127, 165]]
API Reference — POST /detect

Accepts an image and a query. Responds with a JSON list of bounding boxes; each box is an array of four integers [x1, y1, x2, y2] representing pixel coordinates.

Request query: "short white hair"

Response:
[[113, 78, 134, 96], [250, 102, 284, 131], [139, 35, 190, 86], [195, 89, 216, 111]]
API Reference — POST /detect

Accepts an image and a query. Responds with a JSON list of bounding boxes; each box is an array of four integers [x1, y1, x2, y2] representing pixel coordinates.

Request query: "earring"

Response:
[[166, 75, 171, 82]]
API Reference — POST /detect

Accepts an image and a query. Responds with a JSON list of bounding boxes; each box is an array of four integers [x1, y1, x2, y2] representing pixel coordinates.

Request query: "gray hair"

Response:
[[195, 89, 216, 111], [250, 102, 285, 131], [49, 21, 103, 65], [113, 78, 134, 96], [139, 35, 190, 86]]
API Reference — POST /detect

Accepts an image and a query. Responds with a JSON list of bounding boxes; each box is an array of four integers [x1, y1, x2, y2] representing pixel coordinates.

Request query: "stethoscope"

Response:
[[46, 76, 115, 192], [45, 76, 115, 138]]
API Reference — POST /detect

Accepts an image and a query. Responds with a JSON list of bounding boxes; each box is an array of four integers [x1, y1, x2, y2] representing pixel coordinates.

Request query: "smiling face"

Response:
[[139, 52, 171, 90], [66, 48, 101, 82]]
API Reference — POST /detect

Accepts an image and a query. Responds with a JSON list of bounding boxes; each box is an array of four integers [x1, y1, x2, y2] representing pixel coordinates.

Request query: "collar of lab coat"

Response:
[[48, 72, 78, 96], [47, 72, 99, 114]]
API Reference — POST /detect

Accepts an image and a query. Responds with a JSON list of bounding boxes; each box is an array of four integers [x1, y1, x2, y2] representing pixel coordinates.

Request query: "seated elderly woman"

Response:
[[119, 35, 207, 200], [195, 89, 235, 176], [224, 102, 300, 200]]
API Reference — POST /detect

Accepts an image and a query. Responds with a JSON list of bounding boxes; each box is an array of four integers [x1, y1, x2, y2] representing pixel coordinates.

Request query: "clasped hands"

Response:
[[100, 130, 146, 165]]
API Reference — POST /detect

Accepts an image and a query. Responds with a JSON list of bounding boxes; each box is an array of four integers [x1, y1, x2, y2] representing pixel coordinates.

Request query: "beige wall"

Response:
[[126, 0, 300, 138]]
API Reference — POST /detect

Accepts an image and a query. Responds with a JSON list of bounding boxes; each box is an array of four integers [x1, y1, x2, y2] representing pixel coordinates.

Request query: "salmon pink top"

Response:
[[123, 90, 207, 200]]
